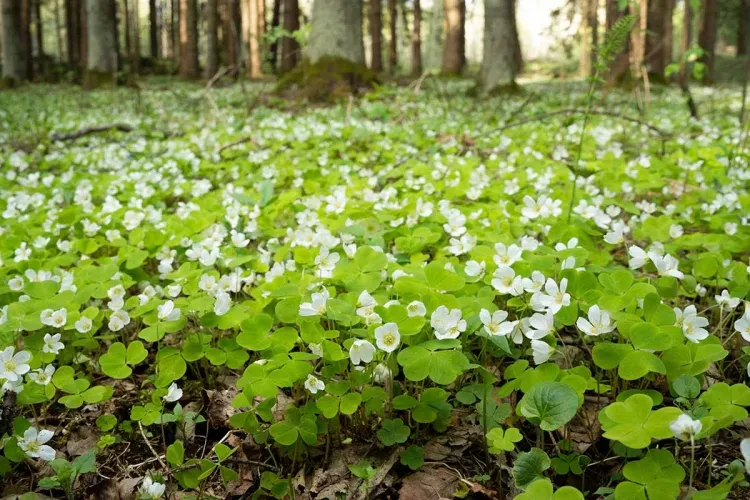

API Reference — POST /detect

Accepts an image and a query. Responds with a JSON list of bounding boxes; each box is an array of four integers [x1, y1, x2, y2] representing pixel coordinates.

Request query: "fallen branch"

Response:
[[218, 136, 259, 154], [50, 123, 133, 142]]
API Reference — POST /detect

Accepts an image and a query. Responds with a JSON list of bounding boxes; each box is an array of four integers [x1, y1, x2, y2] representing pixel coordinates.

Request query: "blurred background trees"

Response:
[[0, 0, 747, 92]]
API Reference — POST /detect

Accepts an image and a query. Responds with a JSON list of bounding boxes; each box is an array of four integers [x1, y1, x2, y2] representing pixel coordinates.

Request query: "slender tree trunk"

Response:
[[1, 0, 28, 81], [223, 0, 240, 71], [172, 0, 180, 63], [66, 0, 80, 64], [579, 0, 598, 77], [269, 0, 281, 71], [663, 0, 673, 68], [84, 0, 117, 87], [458, 0, 465, 69], [80, 0, 87, 70], [370, 0, 383, 71], [206, 0, 219, 77], [605, 0, 618, 30], [245, 0, 263, 78], [34, 0, 43, 58], [442, 0, 462, 74], [124, 0, 132, 65], [388, 0, 397, 72], [481, 0, 516, 91], [279, 0, 300, 71], [645, 0, 668, 75], [411, 0, 422, 74], [511, 0, 522, 72], [426, 0, 443, 69], [55, 0, 65, 61], [698, 0, 717, 83], [133, 0, 141, 72], [21, 0, 33, 78], [149, 0, 159, 58], [307, 0, 365, 65], [739, 0, 750, 56], [179, 0, 198, 77]]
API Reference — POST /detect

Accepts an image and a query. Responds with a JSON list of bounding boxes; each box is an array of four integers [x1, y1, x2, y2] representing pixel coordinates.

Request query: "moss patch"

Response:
[[276, 56, 378, 102], [83, 70, 116, 90]]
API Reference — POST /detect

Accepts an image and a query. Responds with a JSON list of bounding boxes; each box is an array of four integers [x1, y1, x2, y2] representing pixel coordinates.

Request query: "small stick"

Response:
[[50, 124, 133, 142], [138, 421, 168, 471]]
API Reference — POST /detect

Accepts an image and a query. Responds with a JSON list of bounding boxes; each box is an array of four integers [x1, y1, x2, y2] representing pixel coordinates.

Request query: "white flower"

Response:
[[682, 309, 710, 343], [0, 347, 31, 382], [375, 323, 401, 352], [464, 260, 486, 278], [628, 246, 648, 270], [651, 253, 684, 279], [28, 365, 55, 386], [538, 278, 570, 314], [531, 340, 554, 365], [715, 290, 740, 310], [725, 222, 738, 235], [42, 333, 65, 355], [670, 414, 702, 441], [163, 383, 183, 402], [479, 309, 516, 336], [139, 476, 166, 499], [231, 231, 250, 248], [430, 306, 466, 340], [304, 375, 325, 394], [741, 438, 750, 473], [349, 340, 376, 365], [157, 300, 181, 321], [108, 310, 131, 332], [526, 312, 555, 340], [75, 316, 93, 333], [491, 267, 517, 295], [299, 288, 330, 316], [372, 363, 392, 384], [735, 310, 750, 342], [8, 276, 24, 291], [309, 343, 323, 357], [522, 271, 546, 293], [18, 427, 56, 461], [14, 242, 31, 262], [199, 274, 218, 293], [493, 243, 523, 268], [576, 305, 614, 336], [214, 291, 232, 316], [406, 300, 426, 317], [355, 290, 378, 318], [315, 248, 340, 278]]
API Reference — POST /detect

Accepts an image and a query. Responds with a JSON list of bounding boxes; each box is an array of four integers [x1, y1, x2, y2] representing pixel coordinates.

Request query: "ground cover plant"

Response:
[[0, 78, 749, 499]]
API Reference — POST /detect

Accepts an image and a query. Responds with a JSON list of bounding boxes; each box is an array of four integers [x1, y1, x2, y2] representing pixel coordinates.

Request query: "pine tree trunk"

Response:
[[369, 0, 383, 71], [480, 0, 515, 91], [442, 0, 462, 74], [388, 0, 397, 72], [1, 0, 28, 81], [21, 0, 33, 78], [206, 0, 219, 77], [179, 0, 198, 77], [124, 0, 132, 64], [605, 0, 619, 30], [698, 0, 717, 83], [426, 0, 443, 69], [458, 0, 465, 69], [224, 0, 241, 71], [133, 0, 141, 72], [579, 0, 597, 77], [269, 0, 281, 71], [55, 0, 65, 61], [279, 0, 299, 72], [663, 0, 673, 68], [511, 0, 522, 72], [738, 0, 750, 56], [172, 0, 180, 62], [66, 0, 81, 65], [149, 0, 159, 58], [411, 0, 422, 74], [645, 0, 667, 75], [84, 0, 117, 87], [245, 0, 263, 78], [307, 0, 365, 65], [679, 0, 692, 84], [34, 0, 43, 59]]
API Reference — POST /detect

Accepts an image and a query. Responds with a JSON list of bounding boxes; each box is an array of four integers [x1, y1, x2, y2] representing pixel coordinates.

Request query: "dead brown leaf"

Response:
[[398, 465, 459, 500], [66, 425, 100, 457]]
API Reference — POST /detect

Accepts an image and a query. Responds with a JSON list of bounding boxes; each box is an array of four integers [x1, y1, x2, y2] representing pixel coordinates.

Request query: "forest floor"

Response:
[[0, 78, 749, 500]]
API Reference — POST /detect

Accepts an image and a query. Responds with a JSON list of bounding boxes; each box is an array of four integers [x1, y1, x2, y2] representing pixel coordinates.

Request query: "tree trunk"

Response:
[[149, 0, 159, 58], [279, 0, 300, 72], [739, 0, 750, 56], [307, 0, 365, 64], [133, 0, 141, 72], [55, 0, 65, 61], [697, 0, 717, 83], [179, 0, 198, 77], [223, 0, 241, 71], [80, 0, 87, 69], [66, 0, 81, 64], [411, 0, 422, 74], [579, 0, 598, 77], [84, 0, 117, 87], [605, 0, 619, 30], [679, 0, 692, 84], [245, 0, 263, 78], [442, 0, 462, 74], [124, 0, 132, 65], [511, 0, 522, 72], [426, 0, 443, 69], [206, 0, 219, 77], [645, 0, 669, 75], [388, 0, 397, 72], [34, 0, 43, 59], [172, 0, 180, 62], [1, 0, 28, 81], [480, 0, 516, 92], [458, 0, 465, 69], [269, 0, 281, 71], [21, 0, 33, 78], [369, 0, 383, 71], [663, 0, 673, 69]]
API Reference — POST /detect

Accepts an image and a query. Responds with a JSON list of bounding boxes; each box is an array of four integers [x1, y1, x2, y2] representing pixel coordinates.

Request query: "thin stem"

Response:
[[689, 435, 696, 490]]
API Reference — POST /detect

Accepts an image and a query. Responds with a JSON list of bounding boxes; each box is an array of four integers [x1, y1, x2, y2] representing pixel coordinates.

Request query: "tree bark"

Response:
[[223, 0, 241, 71], [21, 0, 33, 78], [426, 0, 443, 69], [172, 0, 180, 62], [279, 0, 300, 72], [579, 0, 598, 77], [34, 0, 43, 59], [605, 0, 619, 30], [84, 0, 117, 87], [442, 0, 463, 74], [269, 0, 281, 71], [55, 0, 65, 61], [307, 0, 365, 64], [369, 0, 383, 71], [179, 0, 198, 77], [388, 0, 397, 72], [149, 0, 159, 58], [411, 0, 422, 74], [66, 0, 81, 65], [458, 0, 465, 69], [739, 0, 750, 56], [124, 0, 132, 65], [511, 0, 522, 72], [679, 0, 692, 84], [1, 0, 28, 81], [480, 0, 516, 91], [697, 0, 717, 83], [133, 0, 141, 72], [645, 0, 669, 75], [245, 0, 263, 78], [206, 0, 219, 77]]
